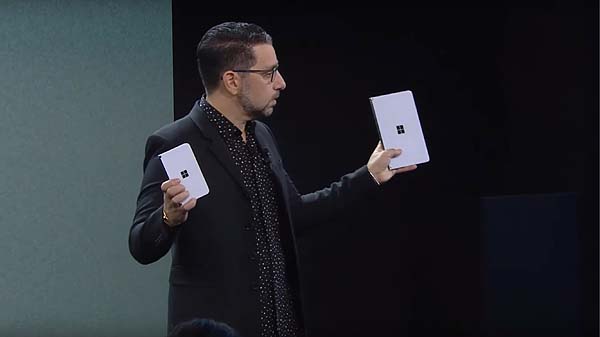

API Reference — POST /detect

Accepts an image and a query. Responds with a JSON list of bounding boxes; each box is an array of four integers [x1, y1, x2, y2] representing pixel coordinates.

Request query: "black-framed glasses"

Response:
[[231, 64, 279, 83]]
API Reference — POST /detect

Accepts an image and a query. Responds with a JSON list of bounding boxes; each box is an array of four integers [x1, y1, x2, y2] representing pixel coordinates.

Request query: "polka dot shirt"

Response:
[[201, 98, 301, 337]]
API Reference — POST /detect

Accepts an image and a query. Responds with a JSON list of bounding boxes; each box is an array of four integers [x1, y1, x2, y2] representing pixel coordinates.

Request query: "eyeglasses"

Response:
[[231, 64, 279, 83]]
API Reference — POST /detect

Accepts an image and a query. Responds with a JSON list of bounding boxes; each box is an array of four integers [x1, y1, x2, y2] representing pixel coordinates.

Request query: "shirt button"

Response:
[[244, 224, 252, 231], [249, 252, 257, 261], [251, 283, 260, 291]]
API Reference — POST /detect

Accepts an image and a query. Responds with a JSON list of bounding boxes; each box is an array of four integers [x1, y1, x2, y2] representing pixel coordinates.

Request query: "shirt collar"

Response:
[[200, 96, 255, 141]]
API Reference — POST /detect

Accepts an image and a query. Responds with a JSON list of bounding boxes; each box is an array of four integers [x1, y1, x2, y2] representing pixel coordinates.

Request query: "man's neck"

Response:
[[205, 91, 249, 135]]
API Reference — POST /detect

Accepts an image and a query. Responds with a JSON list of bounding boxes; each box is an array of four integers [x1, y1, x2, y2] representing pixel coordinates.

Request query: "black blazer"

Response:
[[129, 100, 377, 337]]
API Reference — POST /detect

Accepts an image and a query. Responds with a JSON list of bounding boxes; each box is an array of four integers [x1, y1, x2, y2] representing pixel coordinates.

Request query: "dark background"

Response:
[[171, 5, 597, 337]]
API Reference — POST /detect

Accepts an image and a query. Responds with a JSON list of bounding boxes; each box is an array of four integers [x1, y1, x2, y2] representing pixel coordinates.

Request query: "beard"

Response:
[[238, 85, 274, 120]]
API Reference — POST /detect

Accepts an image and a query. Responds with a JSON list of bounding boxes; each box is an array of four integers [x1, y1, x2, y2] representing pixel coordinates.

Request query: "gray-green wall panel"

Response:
[[0, 1, 173, 336]]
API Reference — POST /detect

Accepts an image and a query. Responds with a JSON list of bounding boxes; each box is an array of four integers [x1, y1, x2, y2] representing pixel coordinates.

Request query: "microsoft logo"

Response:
[[396, 125, 405, 134], [180, 170, 189, 179]]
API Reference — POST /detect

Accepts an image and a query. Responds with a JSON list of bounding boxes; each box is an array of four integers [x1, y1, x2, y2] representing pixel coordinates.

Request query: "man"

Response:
[[129, 22, 417, 337]]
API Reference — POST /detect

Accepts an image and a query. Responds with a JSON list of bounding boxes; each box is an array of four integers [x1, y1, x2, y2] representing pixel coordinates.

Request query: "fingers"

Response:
[[375, 142, 402, 157], [170, 196, 196, 211], [171, 190, 190, 205], [168, 184, 186, 198], [391, 164, 417, 174], [161, 178, 194, 210], [161, 179, 197, 226], [182, 198, 197, 211], [161, 178, 180, 192], [161, 179, 186, 203], [386, 148, 402, 158]]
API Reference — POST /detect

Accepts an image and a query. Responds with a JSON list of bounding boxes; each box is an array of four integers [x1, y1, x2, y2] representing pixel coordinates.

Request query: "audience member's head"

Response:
[[167, 318, 241, 337]]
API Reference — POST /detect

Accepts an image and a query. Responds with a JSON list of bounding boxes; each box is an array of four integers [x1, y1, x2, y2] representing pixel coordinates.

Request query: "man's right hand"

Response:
[[161, 178, 197, 227]]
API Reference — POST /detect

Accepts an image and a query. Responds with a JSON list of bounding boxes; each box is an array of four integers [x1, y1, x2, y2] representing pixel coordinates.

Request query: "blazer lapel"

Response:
[[188, 101, 250, 199], [253, 125, 288, 196], [254, 124, 296, 227]]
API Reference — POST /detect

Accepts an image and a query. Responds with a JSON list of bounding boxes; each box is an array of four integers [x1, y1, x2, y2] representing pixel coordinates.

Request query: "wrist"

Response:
[[368, 169, 381, 186], [162, 208, 176, 227]]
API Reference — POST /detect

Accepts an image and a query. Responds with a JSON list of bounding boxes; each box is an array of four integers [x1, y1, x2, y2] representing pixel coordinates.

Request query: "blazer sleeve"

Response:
[[257, 122, 380, 234], [286, 165, 379, 234], [129, 134, 178, 265]]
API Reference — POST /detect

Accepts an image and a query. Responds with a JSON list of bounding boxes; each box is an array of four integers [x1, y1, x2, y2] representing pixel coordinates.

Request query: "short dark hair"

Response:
[[167, 318, 240, 337], [196, 22, 273, 93]]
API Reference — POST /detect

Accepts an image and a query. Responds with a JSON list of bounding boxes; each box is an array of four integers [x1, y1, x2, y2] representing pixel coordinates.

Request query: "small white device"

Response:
[[159, 143, 209, 204]]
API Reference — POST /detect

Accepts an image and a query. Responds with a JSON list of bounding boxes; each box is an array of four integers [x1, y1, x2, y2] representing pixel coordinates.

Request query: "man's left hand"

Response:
[[367, 141, 417, 184]]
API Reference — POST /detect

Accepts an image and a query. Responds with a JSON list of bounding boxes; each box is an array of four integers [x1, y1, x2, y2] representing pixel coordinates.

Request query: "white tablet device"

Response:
[[369, 90, 430, 170], [159, 143, 209, 204]]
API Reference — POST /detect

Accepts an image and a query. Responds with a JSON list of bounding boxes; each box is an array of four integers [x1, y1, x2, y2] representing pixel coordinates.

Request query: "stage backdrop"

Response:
[[171, 8, 597, 337], [0, 1, 172, 336]]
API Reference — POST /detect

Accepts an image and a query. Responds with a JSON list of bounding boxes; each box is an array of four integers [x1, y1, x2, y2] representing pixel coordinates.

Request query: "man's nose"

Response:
[[274, 71, 286, 91]]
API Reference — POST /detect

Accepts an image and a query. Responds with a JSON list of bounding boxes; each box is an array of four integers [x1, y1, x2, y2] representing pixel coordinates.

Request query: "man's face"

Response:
[[237, 44, 286, 119]]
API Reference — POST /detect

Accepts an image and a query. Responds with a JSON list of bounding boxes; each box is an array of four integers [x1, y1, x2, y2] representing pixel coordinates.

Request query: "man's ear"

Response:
[[221, 71, 241, 95]]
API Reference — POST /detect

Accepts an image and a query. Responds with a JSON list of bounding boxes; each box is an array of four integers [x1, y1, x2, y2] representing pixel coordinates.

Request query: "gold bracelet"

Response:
[[162, 208, 172, 226]]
